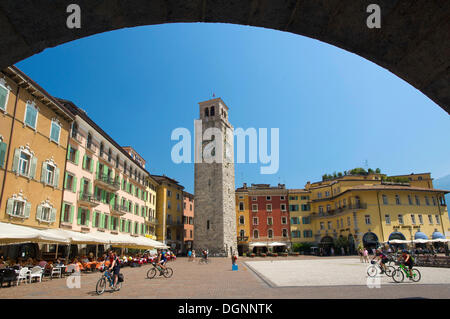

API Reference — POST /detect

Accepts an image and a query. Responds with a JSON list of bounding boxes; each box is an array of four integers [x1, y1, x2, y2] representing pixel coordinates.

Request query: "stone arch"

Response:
[[0, 1, 448, 113]]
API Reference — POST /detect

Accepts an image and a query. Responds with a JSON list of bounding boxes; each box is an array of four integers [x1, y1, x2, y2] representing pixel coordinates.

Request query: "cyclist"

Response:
[[399, 249, 414, 279], [156, 249, 168, 273], [371, 248, 388, 274], [108, 251, 120, 290]]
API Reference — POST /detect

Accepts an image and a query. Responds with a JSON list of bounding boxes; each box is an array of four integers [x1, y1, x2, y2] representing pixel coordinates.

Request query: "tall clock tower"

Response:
[[194, 97, 237, 257]]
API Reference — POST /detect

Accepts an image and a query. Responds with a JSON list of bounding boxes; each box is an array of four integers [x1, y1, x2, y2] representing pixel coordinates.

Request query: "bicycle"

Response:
[[146, 262, 173, 279], [96, 269, 122, 295], [367, 260, 395, 277], [392, 262, 421, 283], [199, 257, 210, 264]]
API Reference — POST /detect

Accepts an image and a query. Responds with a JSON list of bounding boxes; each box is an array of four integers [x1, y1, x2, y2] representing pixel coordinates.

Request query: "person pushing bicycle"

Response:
[[399, 249, 414, 279]]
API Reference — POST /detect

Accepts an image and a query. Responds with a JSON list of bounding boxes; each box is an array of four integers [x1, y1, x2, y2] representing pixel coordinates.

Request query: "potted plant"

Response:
[[250, 253, 255, 258], [281, 252, 288, 257], [260, 253, 266, 257]]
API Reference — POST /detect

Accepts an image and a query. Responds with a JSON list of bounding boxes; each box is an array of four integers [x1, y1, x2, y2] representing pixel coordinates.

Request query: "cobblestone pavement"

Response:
[[0, 256, 449, 299]]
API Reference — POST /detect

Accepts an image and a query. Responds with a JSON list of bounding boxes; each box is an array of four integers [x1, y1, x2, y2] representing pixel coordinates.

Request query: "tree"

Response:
[[375, 168, 381, 173]]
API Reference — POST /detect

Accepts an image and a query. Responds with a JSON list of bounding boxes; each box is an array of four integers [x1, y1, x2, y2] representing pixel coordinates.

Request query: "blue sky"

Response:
[[16, 23, 450, 193]]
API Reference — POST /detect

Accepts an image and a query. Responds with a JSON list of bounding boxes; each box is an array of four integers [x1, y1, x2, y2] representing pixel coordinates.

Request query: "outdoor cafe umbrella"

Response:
[[431, 238, 449, 243], [268, 242, 288, 247], [0, 222, 69, 245], [388, 239, 412, 244], [412, 239, 431, 244]]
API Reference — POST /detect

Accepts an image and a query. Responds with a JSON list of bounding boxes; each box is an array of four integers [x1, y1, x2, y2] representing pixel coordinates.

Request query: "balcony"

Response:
[[312, 203, 367, 219], [95, 174, 120, 191], [78, 193, 100, 207], [237, 236, 249, 243], [145, 217, 159, 225], [166, 220, 183, 227], [70, 131, 84, 144], [85, 142, 98, 154], [110, 203, 127, 216]]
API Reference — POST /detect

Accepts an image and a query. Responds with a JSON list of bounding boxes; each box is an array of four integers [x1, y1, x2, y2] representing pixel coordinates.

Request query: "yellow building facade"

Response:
[[152, 174, 185, 252], [288, 189, 314, 244], [235, 188, 250, 255], [0, 66, 73, 230], [144, 176, 158, 239]]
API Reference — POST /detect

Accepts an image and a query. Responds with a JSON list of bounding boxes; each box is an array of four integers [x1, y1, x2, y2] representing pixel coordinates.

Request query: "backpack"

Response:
[[118, 273, 124, 282]]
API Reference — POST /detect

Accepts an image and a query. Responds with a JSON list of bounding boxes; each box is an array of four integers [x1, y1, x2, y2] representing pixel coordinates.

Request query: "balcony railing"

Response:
[[86, 142, 98, 153], [166, 220, 183, 226], [110, 203, 127, 216], [313, 203, 367, 219], [95, 174, 120, 191], [71, 131, 84, 144], [146, 217, 159, 225], [79, 193, 100, 207]]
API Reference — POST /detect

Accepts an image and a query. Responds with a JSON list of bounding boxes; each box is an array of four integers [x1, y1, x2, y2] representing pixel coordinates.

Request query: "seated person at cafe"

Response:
[[38, 258, 47, 268]]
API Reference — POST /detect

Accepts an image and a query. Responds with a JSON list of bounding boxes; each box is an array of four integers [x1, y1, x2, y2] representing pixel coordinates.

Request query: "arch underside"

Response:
[[0, 0, 448, 114]]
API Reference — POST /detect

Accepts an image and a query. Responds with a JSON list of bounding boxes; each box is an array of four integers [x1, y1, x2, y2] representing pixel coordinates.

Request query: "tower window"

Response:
[[204, 108, 209, 117], [210, 106, 215, 116], [207, 220, 210, 230]]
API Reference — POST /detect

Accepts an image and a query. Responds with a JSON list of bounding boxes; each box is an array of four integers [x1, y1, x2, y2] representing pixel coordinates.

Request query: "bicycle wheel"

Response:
[[367, 265, 378, 277], [96, 277, 106, 295], [147, 268, 156, 279], [114, 282, 122, 291], [163, 267, 173, 278], [392, 269, 404, 283], [385, 266, 395, 277], [411, 269, 421, 282]]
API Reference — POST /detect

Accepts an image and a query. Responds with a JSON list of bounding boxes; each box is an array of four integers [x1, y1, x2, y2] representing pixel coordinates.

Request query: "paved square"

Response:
[[245, 258, 450, 287]]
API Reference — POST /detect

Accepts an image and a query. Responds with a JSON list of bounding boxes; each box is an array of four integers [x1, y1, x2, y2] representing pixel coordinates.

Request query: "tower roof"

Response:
[[198, 97, 229, 110]]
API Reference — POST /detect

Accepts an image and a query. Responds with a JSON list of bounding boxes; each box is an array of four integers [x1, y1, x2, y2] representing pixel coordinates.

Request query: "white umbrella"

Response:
[[268, 242, 288, 247], [44, 228, 108, 244], [431, 238, 449, 243], [249, 242, 268, 247], [388, 239, 412, 244], [412, 239, 431, 244], [0, 222, 69, 244]]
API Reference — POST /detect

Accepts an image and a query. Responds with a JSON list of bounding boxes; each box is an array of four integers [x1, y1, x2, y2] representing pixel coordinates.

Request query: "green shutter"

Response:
[[67, 145, 71, 160], [90, 159, 94, 173], [92, 211, 96, 227], [85, 210, 90, 226], [72, 176, 77, 193], [77, 208, 82, 225], [80, 178, 85, 194], [96, 161, 100, 179], [0, 142, 6, 168], [75, 150, 79, 165], [64, 173, 68, 189], [61, 203, 66, 222], [82, 155, 86, 169], [70, 205, 74, 223]]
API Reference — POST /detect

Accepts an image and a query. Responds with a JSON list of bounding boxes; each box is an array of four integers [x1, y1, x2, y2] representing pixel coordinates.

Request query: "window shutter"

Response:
[[85, 210, 90, 226], [6, 198, 14, 215], [12, 148, 20, 173], [67, 145, 71, 160], [29, 155, 37, 179], [90, 161, 94, 173], [77, 208, 82, 225], [61, 203, 66, 221], [96, 161, 100, 179], [69, 205, 74, 223], [24, 202, 31, 218], [40, 162, 47, 183], [92, 211, 96, 227], [72, 176, 77, 193], [64, 173, 68, 189], [82, 155, 86, 169], [0, 142, 7, 168], [50, 208, 56, 222], [80, 178, 85, 194], [36, 204, 43, 221], [0, 86, 7, 109], [54, 167, 60, 188]]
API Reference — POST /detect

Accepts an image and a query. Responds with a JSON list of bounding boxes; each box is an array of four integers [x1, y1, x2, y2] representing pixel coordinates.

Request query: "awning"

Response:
[[249, 242, 268, 247], [388, 239, 412, 244], [0, 222, 69, 244], [431, 238, 449, 243], [412, 239, 430, 244], [268, 242, 288, 247], [44, 229, 109, 244]]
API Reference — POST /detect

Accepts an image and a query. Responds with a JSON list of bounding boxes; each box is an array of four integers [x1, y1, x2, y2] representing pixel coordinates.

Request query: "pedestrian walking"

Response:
[[363, 248, 369, 263]]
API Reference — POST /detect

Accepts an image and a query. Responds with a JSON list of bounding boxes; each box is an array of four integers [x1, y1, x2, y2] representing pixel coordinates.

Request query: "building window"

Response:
[[281, 217, 287, 224], [395, 195, 401, 205], [24, 102, 38, 129], [327, 221, 332, 229], [280, 196, 285, 200], [253, 217, 258, 225], [320, 222, 324, 230], [252, 204, 258, 212], [319, 206, 323, 214], [408, 195, 413, 205], [239, 202, 244, 211], [253, 229, 259, 239], [280, 204, 286, 211], [425, 196, 430, 206], [167, 190, 172, 197], [326, 204, 331, 212], [18, 151, 31, 176], [382, 195, 388, 205], [68, 145, 77, 163], [49, 120, 61, 143], [347, 216, 351, 226], [239, 216, 245, 225], [302, 216, 310, 224], [6, 195, 30, 218], [428, 215, 433, 224], [418, 214, 423, 224], [415, 195, 420, 206], [410, 214, 416, 225], [268, 229, 273, 239], [42, 162, 58, 186], [317, 192, 322, 199], [435, 215, 440, 224], [301, 204, 310, 211], [266, 204, 272, 212], [303, 230, 313, 238], [325, 191, 330, 197], [282, 229, 288, 238], [385, 214, 391, 225], [398, 214, 404, 225], [432, 197, 436, 206], [252, 196, 257, 201], [62, 203, 72, 223], [266, 196, 271, 201], [365, 215, 371, 225], [0, 82, 9, 111], [289, 205, 299, 212], [267, 217, 273, 225]]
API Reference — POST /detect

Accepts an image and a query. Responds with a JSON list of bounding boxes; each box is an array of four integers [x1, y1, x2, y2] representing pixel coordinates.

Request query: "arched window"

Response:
[[210, 106, 215, 116], [108, 148, 112, 162], [204, 108, 209, 117], [253, 229, 259, 239], [100, 142, 104, 156], [87, 133, 92, 148], [116, 155, 119, 168]]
